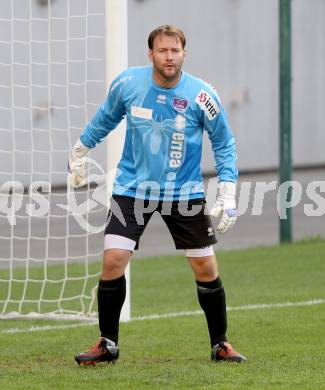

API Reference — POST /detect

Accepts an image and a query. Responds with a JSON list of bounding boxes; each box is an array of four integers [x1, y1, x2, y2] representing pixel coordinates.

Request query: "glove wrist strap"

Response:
[[218, 181, 236, 197], [72, 138, 89, 159]]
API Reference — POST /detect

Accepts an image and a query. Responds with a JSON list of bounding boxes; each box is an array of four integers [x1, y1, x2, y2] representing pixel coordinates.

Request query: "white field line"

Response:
[[1, 298, 324, 335]]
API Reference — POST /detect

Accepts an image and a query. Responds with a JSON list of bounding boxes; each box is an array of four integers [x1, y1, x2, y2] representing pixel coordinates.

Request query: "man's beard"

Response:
[[153, 61, 183, 83]]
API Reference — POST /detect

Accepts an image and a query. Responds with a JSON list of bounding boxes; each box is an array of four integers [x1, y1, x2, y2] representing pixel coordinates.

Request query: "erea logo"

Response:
[[195, 89, 219, 120]]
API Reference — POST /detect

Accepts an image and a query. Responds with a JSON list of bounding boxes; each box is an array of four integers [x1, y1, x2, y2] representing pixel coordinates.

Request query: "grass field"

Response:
[[0, 238, 325, 389]]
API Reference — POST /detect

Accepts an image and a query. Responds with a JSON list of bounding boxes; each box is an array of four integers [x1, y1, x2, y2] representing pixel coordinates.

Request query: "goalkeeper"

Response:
[[70, 25, 246, 365]]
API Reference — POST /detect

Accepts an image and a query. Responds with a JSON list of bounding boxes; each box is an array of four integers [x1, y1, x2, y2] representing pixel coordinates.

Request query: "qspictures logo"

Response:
[[1, 159, 325, 233]]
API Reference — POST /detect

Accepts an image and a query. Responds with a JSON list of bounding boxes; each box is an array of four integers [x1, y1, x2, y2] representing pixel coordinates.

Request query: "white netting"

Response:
[[0, 0, 108, 320]]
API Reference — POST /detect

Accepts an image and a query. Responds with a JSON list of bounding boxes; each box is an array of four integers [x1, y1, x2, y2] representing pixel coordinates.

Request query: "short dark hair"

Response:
[[148, 25, 186, 50]]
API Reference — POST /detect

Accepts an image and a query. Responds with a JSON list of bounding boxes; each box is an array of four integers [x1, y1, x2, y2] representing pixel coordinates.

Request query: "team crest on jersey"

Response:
[[195, 90, 219, 120], [173, 97, 188, 112]]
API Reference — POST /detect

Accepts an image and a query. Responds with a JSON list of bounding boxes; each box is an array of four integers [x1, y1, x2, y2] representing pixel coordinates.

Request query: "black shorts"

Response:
[[104, 195, 217, 250]]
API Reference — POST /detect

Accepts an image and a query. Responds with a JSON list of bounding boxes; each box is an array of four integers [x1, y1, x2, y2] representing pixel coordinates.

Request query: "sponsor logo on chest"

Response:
[[131, 106, 153, 120], [195, 90, 219, 120]]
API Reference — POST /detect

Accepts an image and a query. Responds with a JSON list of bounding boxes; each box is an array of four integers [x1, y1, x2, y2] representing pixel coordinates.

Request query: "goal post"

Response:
[[105, 0, 130, 322], [0, 0, 130, 321]]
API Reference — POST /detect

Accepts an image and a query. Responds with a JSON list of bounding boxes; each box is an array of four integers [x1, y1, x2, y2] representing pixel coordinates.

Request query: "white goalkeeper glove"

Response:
[[68, 138, 90, 188], [210, 181, 238, 234]]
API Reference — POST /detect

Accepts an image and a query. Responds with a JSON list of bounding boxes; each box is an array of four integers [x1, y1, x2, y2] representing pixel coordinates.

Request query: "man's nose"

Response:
[[166, 51, 174, 60]]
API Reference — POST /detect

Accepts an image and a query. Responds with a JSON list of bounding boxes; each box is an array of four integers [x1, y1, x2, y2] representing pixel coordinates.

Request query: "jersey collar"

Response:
[[149, 67, 186, 92]]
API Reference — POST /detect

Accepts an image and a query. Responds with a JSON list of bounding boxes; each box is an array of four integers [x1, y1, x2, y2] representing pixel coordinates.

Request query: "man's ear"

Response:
[[148, 49, 153, 62]]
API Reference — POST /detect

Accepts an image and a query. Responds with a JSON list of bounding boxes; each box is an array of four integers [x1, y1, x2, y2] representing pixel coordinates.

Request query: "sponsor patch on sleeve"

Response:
[[195, 90, 219, 120]]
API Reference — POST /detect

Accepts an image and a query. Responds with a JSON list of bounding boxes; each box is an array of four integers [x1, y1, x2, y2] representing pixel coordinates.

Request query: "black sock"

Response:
[[196, 277, 227, 347], [97, 275, 126, 344]]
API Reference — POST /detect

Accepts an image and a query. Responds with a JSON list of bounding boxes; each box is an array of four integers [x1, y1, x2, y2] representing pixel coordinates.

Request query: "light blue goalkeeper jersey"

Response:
[[80, 66, 238, 200]]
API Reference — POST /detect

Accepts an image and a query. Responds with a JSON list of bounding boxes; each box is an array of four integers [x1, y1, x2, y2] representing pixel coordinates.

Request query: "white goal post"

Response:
[[0, 0, 130, 321], [105, 0, 130, 322]]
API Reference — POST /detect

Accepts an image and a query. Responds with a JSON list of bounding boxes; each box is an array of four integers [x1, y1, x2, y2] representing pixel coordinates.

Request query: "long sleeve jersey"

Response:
[[80, 66, 238, 200]]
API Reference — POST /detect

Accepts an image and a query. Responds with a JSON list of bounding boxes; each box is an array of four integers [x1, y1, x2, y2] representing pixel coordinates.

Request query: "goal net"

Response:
[[0, 0, 129, 321]]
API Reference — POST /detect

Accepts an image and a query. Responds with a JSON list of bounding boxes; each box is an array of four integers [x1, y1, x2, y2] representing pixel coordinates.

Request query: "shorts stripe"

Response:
[[185, 246, 214, 257], [104, 234, 136, 251]]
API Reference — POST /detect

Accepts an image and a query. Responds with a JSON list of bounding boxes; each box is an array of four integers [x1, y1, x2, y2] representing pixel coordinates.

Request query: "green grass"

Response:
[[0, 238, 325, 389]]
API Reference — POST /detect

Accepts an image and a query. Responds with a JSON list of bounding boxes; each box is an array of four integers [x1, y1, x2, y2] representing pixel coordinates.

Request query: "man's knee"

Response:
[[195, 264, 217, 280], [188, 255, 219, 281], [102, 249, 131, 278]]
